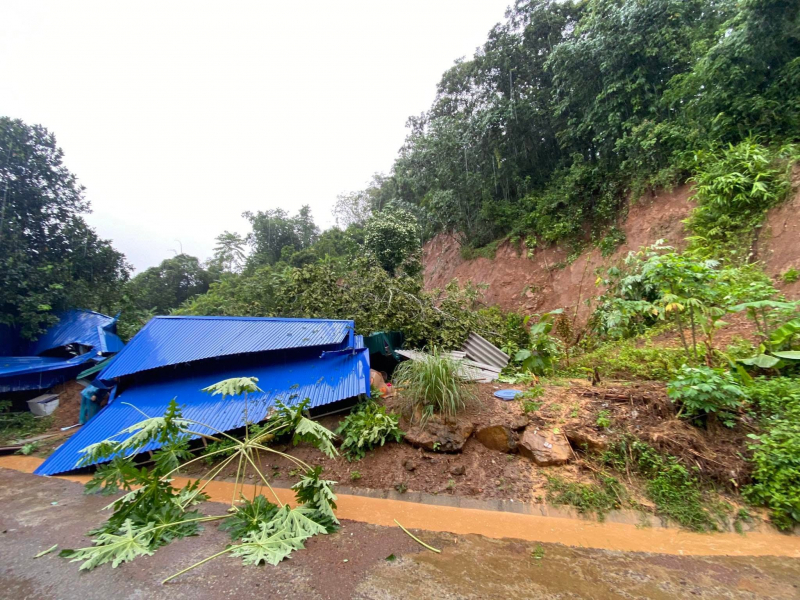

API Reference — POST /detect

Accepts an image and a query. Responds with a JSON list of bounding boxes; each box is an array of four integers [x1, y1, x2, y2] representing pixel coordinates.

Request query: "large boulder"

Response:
[[518, 428, 572, 466], [475, 424, 516, 453], [404, 415, 474, 452]]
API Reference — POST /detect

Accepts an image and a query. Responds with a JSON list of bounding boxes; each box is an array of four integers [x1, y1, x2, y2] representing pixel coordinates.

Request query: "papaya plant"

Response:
[[61, 377, 340, 582]]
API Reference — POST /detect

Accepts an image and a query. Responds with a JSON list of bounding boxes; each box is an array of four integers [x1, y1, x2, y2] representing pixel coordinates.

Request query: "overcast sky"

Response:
[[0, 1, 509, 272]]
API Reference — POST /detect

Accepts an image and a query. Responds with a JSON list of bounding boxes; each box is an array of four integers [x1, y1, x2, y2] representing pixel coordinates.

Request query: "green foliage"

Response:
[[336, 401, 404, 461], [0, 401, 51, 443], [123, 253, 212, 316], [782, 268, 800, 284], [595, 410, 611, 429], [393, 348, 477, 423], [545, 475, 626, 522], [342, 0, 800, 251], [565, 337, 687, 381], [228, 506, 326, 566], [667, 365, 748, 427], [60, 520, 155, 570], [291, 466, 339, 530], [603, 438, 721, 532], [363, 207, 422, 276], [596, 226, 626, 258], [244, 205, 319, 268], [742, 377, 800, 530], [178, 257, 527, 352], [685, 141, 794, 256], [514, 310, 563, 375], [202, 376, 263, 398], [460, 239, 502, 261], [70, 375, 344, 576], [0, 118, 129, 338], [219, 495, 280, 540]]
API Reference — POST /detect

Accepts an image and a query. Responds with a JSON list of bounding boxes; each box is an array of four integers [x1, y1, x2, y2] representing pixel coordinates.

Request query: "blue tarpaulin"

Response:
[[36, 316, 370, 476]]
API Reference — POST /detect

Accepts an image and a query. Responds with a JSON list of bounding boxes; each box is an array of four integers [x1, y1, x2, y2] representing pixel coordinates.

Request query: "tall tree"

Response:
[[125, 254, 211, 314], [212, 231, 246, 273], [244, 205, 320, 269], [0, 117, 130, 339]]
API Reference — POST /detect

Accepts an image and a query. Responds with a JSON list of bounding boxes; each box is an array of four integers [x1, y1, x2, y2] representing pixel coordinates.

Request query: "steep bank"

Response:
[[423, 182, 800, 320]]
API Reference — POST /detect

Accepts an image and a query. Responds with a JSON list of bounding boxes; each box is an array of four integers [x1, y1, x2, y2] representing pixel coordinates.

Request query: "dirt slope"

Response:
[[424, 181, 800, 320]]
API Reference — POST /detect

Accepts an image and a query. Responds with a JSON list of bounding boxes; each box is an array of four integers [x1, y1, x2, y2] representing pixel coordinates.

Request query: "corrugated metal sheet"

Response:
[[462, 333, 509, 370], [26, 309, 123, 356], [98, 316, 354, 382], [0, 354, 97, 392], [35, 348, 370, 476]]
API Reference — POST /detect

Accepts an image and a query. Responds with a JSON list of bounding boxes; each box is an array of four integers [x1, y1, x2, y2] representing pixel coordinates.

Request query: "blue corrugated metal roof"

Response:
[[35, 348, 370, 476], [0, 353, 97, 392], [26, 310, 123, 356], [97, 316, 355, 382]]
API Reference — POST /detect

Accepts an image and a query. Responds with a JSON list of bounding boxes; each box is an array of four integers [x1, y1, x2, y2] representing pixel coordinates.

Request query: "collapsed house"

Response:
[[35, 316, 369, 476], [0, 309, 124, 394]]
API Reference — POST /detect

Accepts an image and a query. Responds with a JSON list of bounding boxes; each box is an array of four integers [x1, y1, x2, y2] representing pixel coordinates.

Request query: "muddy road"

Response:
[[1, 468, 799, 599]]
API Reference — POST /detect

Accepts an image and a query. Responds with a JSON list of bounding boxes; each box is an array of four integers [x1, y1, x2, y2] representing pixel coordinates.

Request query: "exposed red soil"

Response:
[[424, 181, 800, 321], [48, 380, 83, 430]]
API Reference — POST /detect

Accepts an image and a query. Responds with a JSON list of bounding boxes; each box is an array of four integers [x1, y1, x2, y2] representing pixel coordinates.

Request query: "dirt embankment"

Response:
[[424, 181, 800, 320]]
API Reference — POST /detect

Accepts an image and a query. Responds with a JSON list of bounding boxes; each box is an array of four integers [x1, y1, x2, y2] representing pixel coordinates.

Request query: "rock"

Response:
[[403, 459, 416, 472], [518, 427, 572, 466], [565, 428, 609, 453], [450, 465, 466, 476], [475, 424, 516, 453], [403, 415, 474, 453], [508, 415, 529, 431]]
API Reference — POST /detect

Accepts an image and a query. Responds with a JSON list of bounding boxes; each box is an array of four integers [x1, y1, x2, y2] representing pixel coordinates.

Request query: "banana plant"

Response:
[[730, 301, 800, 369]]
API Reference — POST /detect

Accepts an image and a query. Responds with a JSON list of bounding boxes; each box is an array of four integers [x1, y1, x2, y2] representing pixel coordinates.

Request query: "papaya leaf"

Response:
[[61, 520, 155, 571]]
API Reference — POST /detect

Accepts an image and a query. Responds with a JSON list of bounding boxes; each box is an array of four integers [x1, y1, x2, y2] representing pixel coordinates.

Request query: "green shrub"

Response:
[[545, 475, 626, 522], [742, 377, 800, 530], [596, 410, 612, 429], [514, 310, 563, 375], [782, 268, 799, 284], [0, 401, 52, 443], [667, 365, 748, 427], [744, 413, 800, 530], [522, 401, 542, 414], [393, 348, 477, 423], [565, 338, 686, 381], [603, 437, 721, 532], [335, 401, 404, 461], [686, 141, 794, 257], [596, 226, 626, 258]]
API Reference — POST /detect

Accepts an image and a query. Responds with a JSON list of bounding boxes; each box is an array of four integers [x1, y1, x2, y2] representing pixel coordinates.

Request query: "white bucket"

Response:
[[27, 394, 60, 417]]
